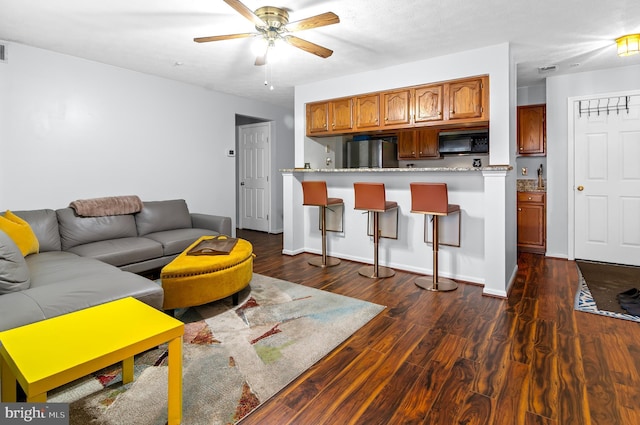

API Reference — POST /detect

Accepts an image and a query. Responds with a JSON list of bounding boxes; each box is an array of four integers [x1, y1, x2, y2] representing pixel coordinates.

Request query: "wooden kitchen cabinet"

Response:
[[414, 84, 444, 124], [305, 75, 489, 136], [397, 131, 416, 159], [382, 89, 412, 129], [330, 98, 354, 132], [305, 98, 354, 135], [517, 192, 546, 253], [447, 77, 487, 121], [397, 128, 439, 159], [354, 94, 380, 130], [518, 104, 546, 155], [306, 101, 329, 134]]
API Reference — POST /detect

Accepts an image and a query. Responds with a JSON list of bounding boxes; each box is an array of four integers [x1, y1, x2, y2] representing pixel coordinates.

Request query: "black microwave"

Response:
[[438, 129, 489, 155]]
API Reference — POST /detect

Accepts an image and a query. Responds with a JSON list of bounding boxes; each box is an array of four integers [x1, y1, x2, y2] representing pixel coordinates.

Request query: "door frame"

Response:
[[567, 89, 640, 260], [237, 121, 273, 233]]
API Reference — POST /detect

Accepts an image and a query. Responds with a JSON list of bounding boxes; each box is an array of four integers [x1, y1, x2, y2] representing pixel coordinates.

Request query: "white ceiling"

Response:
[[1, 0, 639, 109]]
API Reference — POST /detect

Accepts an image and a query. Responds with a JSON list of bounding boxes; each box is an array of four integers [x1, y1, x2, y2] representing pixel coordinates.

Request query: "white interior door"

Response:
[[238, 122, 271, 232], [574, 94, 640, 265]]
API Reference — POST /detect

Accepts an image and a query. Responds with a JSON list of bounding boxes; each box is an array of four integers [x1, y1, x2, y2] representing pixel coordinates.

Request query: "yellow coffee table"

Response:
[[0, 297, 184, 425]]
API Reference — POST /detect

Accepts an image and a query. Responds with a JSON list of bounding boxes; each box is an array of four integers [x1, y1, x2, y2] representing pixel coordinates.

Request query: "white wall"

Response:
[[0, 43, 294, 233], [545, 64, 640, 258]]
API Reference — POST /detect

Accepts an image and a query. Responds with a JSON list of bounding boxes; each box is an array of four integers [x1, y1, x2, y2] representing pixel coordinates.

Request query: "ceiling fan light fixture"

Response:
[[251, 37, 268, 56], [616, 34, 640, 57]]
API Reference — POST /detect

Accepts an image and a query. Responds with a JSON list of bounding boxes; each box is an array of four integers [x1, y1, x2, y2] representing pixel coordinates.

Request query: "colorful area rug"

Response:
[[574, 264, 640, 323], [48, 274, 385, 424]]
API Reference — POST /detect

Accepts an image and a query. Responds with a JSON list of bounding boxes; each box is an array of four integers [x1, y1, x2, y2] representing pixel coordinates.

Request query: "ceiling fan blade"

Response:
[[194, 33, 255, 43], [223, 0, 265, 27], [285, 12, 340, 32], [284, 35, 333, 58]]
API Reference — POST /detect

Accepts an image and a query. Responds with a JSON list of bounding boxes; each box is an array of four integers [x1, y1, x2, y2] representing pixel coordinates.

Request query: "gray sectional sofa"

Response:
[[0, 199, 232, 331]]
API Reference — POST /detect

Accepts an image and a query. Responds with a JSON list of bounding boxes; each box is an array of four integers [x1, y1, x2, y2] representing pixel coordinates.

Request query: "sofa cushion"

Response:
[[0, 211, 40, 256], [144, 228, 221, 256], [10, 209, 61, 252], [65, 237, 164, 267], [23, 251, 164, 326], [135, 200, 192, 236], [0, 230, 31, 294], [0, 292, 47, 332], [57, 207, 138, 251]]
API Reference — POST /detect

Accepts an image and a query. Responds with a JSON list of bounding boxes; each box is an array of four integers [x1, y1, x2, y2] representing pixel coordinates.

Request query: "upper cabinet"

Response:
[[517, 104, 546, 156], [355, 94, 380, 130], [414, 84, 444, 123], [447, 77, 486, 121], [397, 128, 439, 159], [330, 98, 354, 133], [306, 98, 355, 135], [306, 102, 329, 134], [305, 75, 489, 137], [382, 89, 412, 129]]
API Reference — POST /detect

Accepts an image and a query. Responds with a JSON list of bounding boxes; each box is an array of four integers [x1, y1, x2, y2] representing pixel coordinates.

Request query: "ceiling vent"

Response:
[[537, 64, 557, 74], [0, 43, 6, 63]]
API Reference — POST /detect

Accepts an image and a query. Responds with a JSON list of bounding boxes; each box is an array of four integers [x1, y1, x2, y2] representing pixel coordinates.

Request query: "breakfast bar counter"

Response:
[[282, 165, 511, 173], [281, 166, 514, 297]]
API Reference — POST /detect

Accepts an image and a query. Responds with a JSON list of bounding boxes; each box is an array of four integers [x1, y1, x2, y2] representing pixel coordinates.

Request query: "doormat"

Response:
[[574, 263, 640, 323], [47, 274, 385, 424]]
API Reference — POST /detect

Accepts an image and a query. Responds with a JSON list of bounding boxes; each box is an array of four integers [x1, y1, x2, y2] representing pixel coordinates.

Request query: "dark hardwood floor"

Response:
[[236, 229, 640, 425]]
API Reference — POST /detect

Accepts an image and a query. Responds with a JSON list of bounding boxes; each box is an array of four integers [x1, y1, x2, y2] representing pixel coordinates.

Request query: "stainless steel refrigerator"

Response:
[[345, 138, 398, 168]]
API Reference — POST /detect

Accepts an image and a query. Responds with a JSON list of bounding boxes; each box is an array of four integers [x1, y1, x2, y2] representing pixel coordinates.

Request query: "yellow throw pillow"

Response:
[[0, 210, 40, 256]]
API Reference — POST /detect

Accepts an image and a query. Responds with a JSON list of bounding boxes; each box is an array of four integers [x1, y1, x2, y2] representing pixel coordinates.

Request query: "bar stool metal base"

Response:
[[358, 265, 395, 279], [415, 276, 458, 292], [308, 256, 341, 267]]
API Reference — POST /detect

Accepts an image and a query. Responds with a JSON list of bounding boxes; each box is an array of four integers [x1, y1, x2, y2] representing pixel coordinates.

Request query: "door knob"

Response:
[[577, 185, 584, 191], [240, 182, 245, 186]]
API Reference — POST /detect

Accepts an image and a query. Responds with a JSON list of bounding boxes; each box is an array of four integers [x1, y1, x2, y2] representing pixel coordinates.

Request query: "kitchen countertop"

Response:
[[517, 179, 546, 192], [281, 165, 512, 173]]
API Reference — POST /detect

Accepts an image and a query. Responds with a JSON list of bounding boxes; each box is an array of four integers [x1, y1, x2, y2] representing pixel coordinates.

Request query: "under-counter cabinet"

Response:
[[517, 192, 546, 253], [517, 104, 546, 155], [397, 129, 439, 159]]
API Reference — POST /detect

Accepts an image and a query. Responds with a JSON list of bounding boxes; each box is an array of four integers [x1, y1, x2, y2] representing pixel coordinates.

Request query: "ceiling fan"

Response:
[[194, 0, 339, 66]]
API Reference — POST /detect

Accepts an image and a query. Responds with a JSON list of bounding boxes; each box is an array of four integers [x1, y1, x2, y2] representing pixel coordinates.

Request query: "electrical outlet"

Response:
[[521, 167, 528, 176]]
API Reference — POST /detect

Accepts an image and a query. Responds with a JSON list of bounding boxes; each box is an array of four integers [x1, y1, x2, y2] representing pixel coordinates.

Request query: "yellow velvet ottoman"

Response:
[[160, 236, 254, 310]]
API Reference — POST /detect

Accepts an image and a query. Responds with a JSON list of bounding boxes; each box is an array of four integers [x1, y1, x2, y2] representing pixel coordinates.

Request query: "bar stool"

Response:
[[353, 182, 397, 278], [301, 181, 343, 267], [410, 182, 460, 291]]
